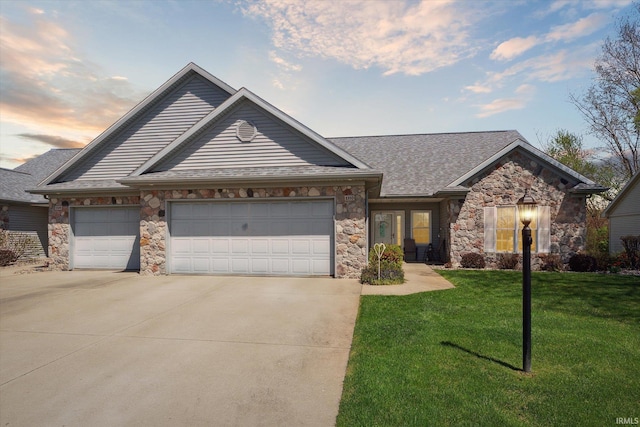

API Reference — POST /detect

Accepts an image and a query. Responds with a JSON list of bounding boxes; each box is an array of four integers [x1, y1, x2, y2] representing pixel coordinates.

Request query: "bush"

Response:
[[361, 244, 405, 285], [0, 230, 36, 266], [620, 235, 640, 269], [568, 253, 597, 272], [497, 253, 520, 270], [0, 249, 19, 266], [539, 254, 564, 272], [460, 253, 485, 269]]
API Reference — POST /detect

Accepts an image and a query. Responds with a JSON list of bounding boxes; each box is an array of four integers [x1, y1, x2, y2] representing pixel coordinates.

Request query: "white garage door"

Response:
[[72, 207, 140, 270], [170, 200, 333, 276]]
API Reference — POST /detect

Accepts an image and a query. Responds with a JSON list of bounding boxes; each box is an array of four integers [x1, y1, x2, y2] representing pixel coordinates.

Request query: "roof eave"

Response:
[[118, 172, 383, 188], [28, 186, 140, 196]]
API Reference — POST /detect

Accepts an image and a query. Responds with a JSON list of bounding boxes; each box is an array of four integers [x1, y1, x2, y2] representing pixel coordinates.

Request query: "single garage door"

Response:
[[72, 207, 140, 270], [170, 200, 333, 276]]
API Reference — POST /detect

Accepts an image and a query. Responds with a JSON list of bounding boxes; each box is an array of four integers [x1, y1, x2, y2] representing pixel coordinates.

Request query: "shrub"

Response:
[[0, 249, 19, 266], [620, 235, 640, 269], [368, 244, 404, 269], [460, 253, 485, 269], [0, 230, 36, 266], [539, 254, 564, 272], [362, 244, 405, 285], [497, 253, 520, 270], [568, 253, 597, 272]]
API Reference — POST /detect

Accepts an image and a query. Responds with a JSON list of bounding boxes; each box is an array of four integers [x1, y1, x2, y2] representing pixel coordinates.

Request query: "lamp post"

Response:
[[517, 189, 537, 373]]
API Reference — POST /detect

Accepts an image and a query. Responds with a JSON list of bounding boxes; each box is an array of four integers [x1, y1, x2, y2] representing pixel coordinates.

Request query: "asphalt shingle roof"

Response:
[[329, 130, 525, 196], [1, 149, 81, 203]]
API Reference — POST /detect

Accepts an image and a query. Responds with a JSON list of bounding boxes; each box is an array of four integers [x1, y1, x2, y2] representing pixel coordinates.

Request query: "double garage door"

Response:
[[169, 200, 334, 276], [72, 207, 140, 270]]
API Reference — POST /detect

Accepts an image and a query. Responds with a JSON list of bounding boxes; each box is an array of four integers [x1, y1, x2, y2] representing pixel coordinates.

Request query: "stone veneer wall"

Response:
[[140, 185, 367, 278], [448, 152, 587, 269], [48, 196, 140, 270]]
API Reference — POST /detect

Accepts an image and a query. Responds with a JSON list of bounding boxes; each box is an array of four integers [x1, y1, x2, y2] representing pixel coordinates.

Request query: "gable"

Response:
[[152, 99, 351, 171], [58, 73, 232, 182], [605, 171, 640, 217]]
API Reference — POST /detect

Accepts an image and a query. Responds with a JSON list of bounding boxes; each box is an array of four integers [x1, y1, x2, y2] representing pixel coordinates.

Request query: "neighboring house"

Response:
[[29, 63, 605, 277], [603, 171, 640, 254], [0, 149, 80, 257]]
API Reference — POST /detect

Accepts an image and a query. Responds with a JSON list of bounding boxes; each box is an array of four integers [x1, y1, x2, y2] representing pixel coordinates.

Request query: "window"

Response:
[[484, 206, 549, 253], [411, 211, 431, 244]]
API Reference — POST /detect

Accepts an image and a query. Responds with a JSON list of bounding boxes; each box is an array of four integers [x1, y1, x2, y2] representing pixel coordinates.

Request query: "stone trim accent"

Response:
[[140, 185, 366, 278], [48, 196, 140, 270], [448, 152, 587, 269]]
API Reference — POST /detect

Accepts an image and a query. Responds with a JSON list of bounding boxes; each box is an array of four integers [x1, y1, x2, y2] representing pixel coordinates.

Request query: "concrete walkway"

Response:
[[361, 262, 455, 295]]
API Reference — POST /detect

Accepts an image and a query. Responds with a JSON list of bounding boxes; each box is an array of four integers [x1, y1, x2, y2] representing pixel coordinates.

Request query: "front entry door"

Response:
[[372, 211, 404, 247]]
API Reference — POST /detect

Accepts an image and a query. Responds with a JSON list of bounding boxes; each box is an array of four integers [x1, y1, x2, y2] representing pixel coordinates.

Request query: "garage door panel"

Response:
[[251, 258, 269, 273], [231, 258, 250, 273], [172, 204, 193, 219], [271, 259, 290, 273], [212, 258, 229, 273], [292, 259, 311, 274], [231, 239, 249, 254], [312, 239, 331, 255], [271, 240, 289, 254], [72, 207, 140, 271], [251, 239, 269, 255], [211, 239, 229, 253], [312, 201, 334, 217], [290, 203, 311, 217], [169, 201, 333, 276], [291, 240, 311, 255], [192, 239, 210, 254], [192, 204, 210, 218], [192, 258, 210, 273]]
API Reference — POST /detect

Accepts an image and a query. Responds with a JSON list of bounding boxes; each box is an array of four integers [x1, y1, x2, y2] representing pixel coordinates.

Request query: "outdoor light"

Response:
[[517, 188, 537, 373], [518, 189, 537, 227]]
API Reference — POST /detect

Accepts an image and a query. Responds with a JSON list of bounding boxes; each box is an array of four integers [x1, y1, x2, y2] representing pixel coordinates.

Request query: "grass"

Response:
[[337, 271, 640, 426]]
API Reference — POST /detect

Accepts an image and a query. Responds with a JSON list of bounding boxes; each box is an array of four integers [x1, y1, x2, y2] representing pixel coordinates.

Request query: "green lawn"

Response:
[[337, 271, 640, 427]]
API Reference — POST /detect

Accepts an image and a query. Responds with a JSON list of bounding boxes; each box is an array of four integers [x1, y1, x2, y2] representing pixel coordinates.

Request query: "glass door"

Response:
[[372, 211, 404, 247]]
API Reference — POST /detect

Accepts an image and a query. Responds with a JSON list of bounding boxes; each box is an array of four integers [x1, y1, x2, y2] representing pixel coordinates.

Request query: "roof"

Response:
[[330, 131, 523, 196], [1, 149, 81, 203], [603, 170, 640, 217]]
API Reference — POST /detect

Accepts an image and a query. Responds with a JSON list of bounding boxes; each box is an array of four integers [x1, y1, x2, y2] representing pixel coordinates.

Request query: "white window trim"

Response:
[[483, 206, 550, 254]]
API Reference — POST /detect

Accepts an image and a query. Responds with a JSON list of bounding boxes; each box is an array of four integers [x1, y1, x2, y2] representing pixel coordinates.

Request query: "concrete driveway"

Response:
[[0, 269, 361, 426]]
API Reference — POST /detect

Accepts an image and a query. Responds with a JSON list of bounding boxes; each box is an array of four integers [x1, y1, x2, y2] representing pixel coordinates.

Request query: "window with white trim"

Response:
[[484, 206, 550, 253]]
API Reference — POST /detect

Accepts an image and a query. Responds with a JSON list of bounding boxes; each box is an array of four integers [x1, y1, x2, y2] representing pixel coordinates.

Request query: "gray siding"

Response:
[[156, 100, 350, 171], [7, 205, 48, 257], [62, 75, 231, 181], [609, 215, 640, 253], [609, 178, 639, 217]]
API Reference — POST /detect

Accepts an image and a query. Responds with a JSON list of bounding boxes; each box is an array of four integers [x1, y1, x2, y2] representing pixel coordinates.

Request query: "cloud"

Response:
[[475, 84, 536, 118], [464, 84, 492, 94], [16, 133, 86, 149], [491, 36, 541, 61], [268, 51, 302, 72], [545, 12, 609, 42], [242, 0, 480, 76], [0, 11, 145, 137], [476, 97, 528, 118]]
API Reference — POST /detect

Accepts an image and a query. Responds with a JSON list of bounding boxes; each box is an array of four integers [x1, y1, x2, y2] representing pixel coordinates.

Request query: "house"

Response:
[[29, 63, 605, 277], [603, 170, 640, 254], [1, 149, 80, 257]]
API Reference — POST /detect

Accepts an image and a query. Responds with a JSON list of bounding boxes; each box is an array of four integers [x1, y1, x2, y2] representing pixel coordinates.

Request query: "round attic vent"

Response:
[[236, 120, 257, 142]]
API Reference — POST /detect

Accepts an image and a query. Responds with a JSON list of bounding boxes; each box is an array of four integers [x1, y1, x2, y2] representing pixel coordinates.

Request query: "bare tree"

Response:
[[570, 4, 640, 181]]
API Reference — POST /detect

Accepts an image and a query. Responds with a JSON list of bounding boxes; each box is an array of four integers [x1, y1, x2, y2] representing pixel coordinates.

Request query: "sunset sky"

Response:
[[0, 0, 635, 169]]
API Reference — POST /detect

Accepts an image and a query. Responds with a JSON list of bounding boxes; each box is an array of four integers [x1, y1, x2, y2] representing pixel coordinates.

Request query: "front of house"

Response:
[[30, 63, 605, 278]]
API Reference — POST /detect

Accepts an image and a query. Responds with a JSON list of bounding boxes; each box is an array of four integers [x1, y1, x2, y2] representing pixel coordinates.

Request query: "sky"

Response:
[[0, 0, 636, 169]]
